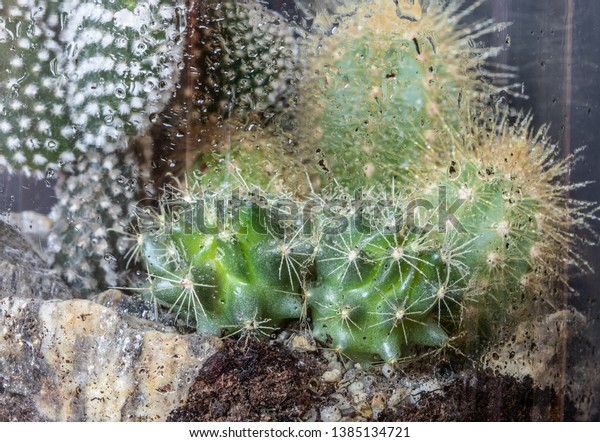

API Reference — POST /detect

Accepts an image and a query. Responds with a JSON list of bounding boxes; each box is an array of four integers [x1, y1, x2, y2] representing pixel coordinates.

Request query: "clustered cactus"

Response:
[[1, 0, 596, 363], [133, 0, 597, 363], [137, 109, 596, 363]]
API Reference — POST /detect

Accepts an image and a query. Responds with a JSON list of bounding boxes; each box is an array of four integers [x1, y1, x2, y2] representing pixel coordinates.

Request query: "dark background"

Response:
[[477, 0, 600, 418]]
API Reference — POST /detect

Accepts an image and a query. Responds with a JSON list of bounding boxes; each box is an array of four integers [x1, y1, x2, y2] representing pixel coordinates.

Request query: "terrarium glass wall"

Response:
[[1, 0, 599, 421]]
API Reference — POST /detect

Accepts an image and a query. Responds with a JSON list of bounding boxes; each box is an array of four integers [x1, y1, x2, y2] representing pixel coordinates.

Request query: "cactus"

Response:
[[193, 0, 300, 120], [0, 0, 184, 176], [291, 0, 512, 191], [134, 110, 597, 363], [137, 179, 312, 336], [47, 141, 153, 294], [0, 0, 74, 176], [307, 111, 598, 362]]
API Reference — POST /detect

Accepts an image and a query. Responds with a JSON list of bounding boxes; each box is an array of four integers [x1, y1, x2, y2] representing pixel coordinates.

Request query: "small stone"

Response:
[[322, 369, 342, 383], [388, 387, 408, 407], [348, 380, 367, 402], [302, 408, 318, 422], [371, 392, 387, 419], [291, 334, 316, 352], [320, 405, 342, 422], [381, 363, 395, 379], [330, 393, 354, 414], [328, 360, 343, 372], [357, 401, 373, 419]]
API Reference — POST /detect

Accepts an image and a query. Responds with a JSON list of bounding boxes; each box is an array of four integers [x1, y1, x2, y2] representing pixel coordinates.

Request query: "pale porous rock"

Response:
[[0, 220, 72, 300], [484, 309, 597, 420], [0, 297, 222, 421]]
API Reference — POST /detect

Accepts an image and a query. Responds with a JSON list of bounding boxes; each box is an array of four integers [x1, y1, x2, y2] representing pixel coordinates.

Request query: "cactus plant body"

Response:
[[0, 0, 184, 176], [294, 0, 510, 191]]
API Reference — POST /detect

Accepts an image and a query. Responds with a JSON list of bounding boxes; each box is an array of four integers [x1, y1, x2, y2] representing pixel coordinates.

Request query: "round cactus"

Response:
[[0, 0, 184, 176], [291, 0, 510, 191], [136, 179, 313, 336], [193, 0, 300, 120]]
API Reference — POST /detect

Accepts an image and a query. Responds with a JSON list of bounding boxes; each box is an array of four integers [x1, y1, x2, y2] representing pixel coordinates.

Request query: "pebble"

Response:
[[291, 334, 316, 352], [388, 387, 408, 407], [320, 406, 342, 422], [356, 401, 373, 419], [371, 392, 387, 419], [322, 369, 342, 383], [348, 380, 367, 403], [381, 363, 395, 379]]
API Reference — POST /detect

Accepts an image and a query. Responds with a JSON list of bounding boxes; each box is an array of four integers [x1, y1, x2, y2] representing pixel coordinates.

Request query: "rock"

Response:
[[0, 297, 222, 421], [322, 369, 342, 383], [4, 211, 52, 255], [0, 220, 72, 300], [320, 405, 342, 422], [371, 392, 387, 420]]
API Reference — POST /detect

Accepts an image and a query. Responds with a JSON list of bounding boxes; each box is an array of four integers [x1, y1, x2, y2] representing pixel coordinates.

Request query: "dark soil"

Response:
[[169, 339, 578, 422], [380, 370, 577, 422], [168, 339, 334, 422]]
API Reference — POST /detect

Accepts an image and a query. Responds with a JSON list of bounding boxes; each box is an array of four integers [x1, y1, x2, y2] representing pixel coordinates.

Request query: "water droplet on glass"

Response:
[[115, 85, 126, 99]]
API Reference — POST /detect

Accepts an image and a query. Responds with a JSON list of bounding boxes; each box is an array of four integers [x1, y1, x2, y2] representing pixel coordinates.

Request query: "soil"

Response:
[[168, 339, 334, 422], [380, 370, 577, 422], [169, 339, 577, 422]]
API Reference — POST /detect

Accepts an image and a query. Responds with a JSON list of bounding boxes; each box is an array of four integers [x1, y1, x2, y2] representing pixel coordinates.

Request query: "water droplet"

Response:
[[46, 168, 55, 178], [104, 253, 117, 263], [115, 85, 126, 99], [149, 113, 158, 123]]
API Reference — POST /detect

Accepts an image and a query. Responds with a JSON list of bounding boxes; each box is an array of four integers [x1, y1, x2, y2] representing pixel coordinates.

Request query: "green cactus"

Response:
[[292, 0, 511, 191], [0, 0, 183, 175], [193, 0, 299, 120], [134, 109, 597, 363], [307, 152, 539, 362], [47, 142, 153, 294], [0, 0, 74, 176], [137, 180, 312, 336]]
